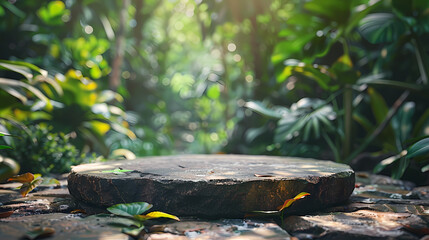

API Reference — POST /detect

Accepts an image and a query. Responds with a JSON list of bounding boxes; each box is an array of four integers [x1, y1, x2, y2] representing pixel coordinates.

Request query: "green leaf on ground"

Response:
[[102, 168, 133, 175], [406, 137, 429, 159], [107, 202, 153, 217], [122, 226, 145, 238]]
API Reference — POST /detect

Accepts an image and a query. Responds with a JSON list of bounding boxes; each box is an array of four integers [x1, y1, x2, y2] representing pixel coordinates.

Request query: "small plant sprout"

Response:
[[249, 192, 310, 226], [277, 192, 310, 211]]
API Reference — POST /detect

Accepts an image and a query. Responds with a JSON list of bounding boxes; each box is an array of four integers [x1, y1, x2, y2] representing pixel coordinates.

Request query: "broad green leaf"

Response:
[[244, 101, 283, 119], [0, 62, 33, 80], [346, 0, 383, 35], [134, 211, 180, 221], [279, 61, 335, 90], [0, 78, 52, 110], [25, 227, 55, 240], [108, 216, 142, 228], [272, 34, 314, 66], [122, 226, 145, 238], [359, 13, 408, 44], [0, 60, 48, 77], [278, 192, 310, 211], [107, 202, 153, 217], [367, 87, 389, 125], [0, 86, 28, 103], [304, 0, 350, 22], [274, 99, 335, 143], [0, 145, 12, 150], [102, 168, 133, 175], [303, 119, 312, 141], [391, 102, 415, 148], [406, 137, 429, 159]]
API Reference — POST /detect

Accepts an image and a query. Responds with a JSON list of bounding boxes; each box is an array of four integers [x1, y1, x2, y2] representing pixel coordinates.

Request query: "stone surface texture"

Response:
[[0, 170, 428, 239], [283, 172, 429, 240], [67, 154, 355, 218]]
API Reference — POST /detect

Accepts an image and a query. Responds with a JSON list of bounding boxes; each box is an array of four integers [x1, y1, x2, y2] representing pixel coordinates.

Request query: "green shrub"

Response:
[[1, 126, 87, 174]]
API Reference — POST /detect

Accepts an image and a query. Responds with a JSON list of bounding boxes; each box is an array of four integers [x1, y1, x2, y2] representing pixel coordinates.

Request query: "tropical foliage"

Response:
[[0, 0, 428, 181]]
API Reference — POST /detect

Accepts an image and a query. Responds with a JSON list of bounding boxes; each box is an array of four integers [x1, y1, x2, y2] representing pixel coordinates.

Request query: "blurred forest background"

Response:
[[0, 0, 429, 182]]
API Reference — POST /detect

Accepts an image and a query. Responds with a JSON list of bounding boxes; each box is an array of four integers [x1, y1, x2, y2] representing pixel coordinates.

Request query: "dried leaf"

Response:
[[20, 178, 43, 197], [71, 209, 87, 214], [134, 211, 180, 221], [278, 192, 310, 211], [107, 202, 153, 217], [0, 211, 13, 218], [25, 227, 55, 240], [8, 173, 34, 183]]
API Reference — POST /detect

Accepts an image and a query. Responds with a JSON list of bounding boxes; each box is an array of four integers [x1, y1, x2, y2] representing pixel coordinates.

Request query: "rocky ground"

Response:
[[0, 172, 428, 240]]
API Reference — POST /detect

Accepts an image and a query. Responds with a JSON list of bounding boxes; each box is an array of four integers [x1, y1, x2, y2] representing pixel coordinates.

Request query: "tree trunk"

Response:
[[109, 0, 130, 90]]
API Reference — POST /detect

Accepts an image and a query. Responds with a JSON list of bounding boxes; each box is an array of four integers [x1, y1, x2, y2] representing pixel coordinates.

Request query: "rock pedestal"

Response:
[[68, 154, 355, 218]]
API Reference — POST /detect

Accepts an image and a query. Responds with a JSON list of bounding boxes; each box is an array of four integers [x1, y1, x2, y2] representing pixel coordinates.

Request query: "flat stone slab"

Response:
[[283, 210, 427, 240], [68, 154, 355, 218], [0, 214, 291, 240]]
